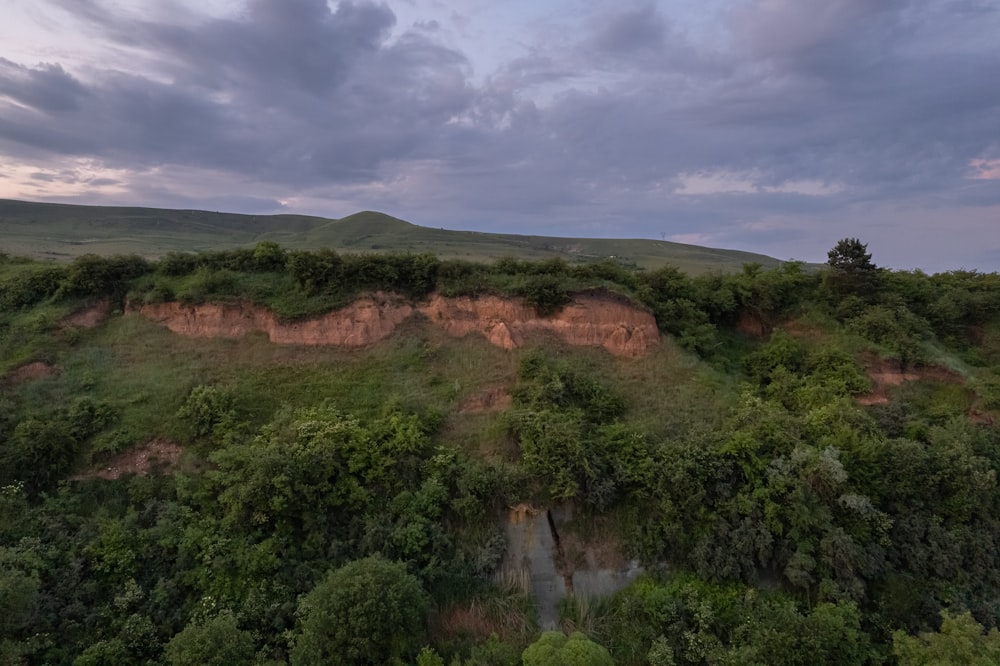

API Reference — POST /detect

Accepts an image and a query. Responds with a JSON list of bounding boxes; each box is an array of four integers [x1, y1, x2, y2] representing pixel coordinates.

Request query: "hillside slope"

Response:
[[5, 249, 1000, 664], [0, 198, 784, 273]]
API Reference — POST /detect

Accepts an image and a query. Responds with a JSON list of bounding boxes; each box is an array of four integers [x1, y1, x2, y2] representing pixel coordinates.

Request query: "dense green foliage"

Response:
[[893, 611, 1000, 665], [522, 631, 614, 666], [290, 556, 429, 665], [2, 242, 1000, 664]]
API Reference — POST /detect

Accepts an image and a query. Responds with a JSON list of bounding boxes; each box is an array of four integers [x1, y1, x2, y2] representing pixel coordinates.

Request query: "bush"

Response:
[[290, 556, 429, 666], [60, 254, 151, 298], [0, 265, 66, 309], [165, 612, 255, 666], [522, 631, 613, 666], [519, 275, 571, 315]]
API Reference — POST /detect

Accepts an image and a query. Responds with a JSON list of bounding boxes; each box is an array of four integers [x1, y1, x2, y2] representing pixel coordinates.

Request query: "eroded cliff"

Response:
[[132, 291, 659, 357]]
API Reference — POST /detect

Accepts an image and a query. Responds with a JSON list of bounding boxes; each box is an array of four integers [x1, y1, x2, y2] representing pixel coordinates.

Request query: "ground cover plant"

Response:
[[2, 239, 1000, 664]]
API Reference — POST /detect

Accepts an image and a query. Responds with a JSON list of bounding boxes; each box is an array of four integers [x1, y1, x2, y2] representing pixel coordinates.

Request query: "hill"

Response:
[[0, 198, 784, 274], [3, 247, 1000, 664]]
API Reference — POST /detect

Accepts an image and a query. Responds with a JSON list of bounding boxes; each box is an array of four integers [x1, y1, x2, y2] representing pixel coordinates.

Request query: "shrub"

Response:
[[290, 556, 429, 666]]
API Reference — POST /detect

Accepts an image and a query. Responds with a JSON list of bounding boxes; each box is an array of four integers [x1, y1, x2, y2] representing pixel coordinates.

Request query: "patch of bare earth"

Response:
[[781, 318, 825, 340], [458, 386, 513, 413], [429, 596, 534, 647], [736, 311, 768, 338], [62, 299, 111, 328], [857, 355, 963, 405], [73, 438, 182, 481], [3, 361, 59, 385], [132, 290, 660, 357]]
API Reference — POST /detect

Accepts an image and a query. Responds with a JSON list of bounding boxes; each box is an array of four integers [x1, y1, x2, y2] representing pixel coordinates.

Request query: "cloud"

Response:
[[591, 2, 667, 54], [0, 0, 998, 270], [1, 0, 473, 185], [0, 59, 89, 113], [970, 159, 1000, 180]]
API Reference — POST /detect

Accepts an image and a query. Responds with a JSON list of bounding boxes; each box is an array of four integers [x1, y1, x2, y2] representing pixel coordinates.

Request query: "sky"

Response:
[[0, 0, 998, 272]]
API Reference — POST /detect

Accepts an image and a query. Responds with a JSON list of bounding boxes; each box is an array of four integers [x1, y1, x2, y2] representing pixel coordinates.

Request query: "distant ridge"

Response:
[[0, 198, 786, 274]]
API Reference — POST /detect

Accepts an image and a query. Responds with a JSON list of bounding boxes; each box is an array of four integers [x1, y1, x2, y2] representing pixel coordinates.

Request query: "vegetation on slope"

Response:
[[0, 198, 784, 273], [2, 239, 1000, 664]]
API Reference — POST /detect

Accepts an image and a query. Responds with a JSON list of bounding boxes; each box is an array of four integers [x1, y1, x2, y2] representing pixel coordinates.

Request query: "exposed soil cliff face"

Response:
[[857, 355, 964, 405], [136, 295, 414, 347], [62, 299, 111, 329], [71, 438, 182, 481], [419, 293, 657, 356], [132, 292, 659, 356], [2, 360, 59, 386]]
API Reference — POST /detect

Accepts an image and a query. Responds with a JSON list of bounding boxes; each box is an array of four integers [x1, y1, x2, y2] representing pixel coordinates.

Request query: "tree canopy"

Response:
[[290, 556, 429, 666]]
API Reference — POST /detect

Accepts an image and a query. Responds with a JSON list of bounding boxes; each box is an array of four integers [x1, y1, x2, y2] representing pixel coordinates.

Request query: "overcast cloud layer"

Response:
[[1, 0, 998, 271]]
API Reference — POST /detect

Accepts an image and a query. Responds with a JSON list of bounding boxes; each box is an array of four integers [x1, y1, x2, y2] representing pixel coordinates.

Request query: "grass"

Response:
[[0, 305, 543, 457], [0, 198, 787, 274]]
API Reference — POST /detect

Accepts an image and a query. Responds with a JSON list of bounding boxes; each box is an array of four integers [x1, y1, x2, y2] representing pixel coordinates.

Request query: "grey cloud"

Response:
[[592, 3, 666, 54], [2, 0, 471, 185], [2, 0, 999, 271], [0, 59, 88, 113]]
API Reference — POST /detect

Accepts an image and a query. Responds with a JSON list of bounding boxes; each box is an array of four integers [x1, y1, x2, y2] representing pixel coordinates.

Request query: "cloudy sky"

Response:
[[1, 0, 998, 271]]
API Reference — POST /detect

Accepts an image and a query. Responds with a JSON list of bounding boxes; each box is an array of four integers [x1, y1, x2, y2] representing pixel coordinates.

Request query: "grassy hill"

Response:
[[3, 247, 1000, 663], [0, 199, 784, 274]]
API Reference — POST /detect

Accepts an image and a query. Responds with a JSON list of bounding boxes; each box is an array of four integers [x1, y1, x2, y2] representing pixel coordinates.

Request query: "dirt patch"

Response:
[[558, 526, 629, 573], [3, 360, 59, 385], [858, 355, 963, 405], [781, 318, 825, 340], [62, 299, 111, 329], [459, 386, 513, 413], [73, 438, 182, 481], [969, 408, 995, 426], [132, 291, 661, 357], [429, 596, 534, 646], [736, 311, 768, 338]]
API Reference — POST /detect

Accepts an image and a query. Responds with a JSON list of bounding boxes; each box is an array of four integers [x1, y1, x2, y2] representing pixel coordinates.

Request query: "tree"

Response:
[[893, 610, 1000, 665], [826, 238, 878, 297], [210, 405, 428, 546], [164, 612, 255, 666], [827, 238, 875, 272], [522, 631, 614, 666], [290, 556, 429, 666]]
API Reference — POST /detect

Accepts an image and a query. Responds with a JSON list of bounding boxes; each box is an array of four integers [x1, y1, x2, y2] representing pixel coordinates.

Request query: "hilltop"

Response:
[[0, 198, 784, 274]]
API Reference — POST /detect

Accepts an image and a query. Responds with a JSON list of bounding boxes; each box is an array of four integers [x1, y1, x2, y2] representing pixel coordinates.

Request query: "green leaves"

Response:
[[165, 611, 256, 666], [894, 610, 1000, 666], [290, 556, 429, 666], [522, 631, 614, 666], [507, 354, 645, 507]]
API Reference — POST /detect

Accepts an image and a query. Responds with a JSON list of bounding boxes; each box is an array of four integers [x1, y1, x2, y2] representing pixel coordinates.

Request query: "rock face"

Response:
[[132, 291, 659, 357], [62, 299, 111, 329], [135, 295, 414, 348], [499, 503, 644, 629]]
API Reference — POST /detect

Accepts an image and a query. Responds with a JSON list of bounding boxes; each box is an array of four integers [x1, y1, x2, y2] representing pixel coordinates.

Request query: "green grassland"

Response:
[[0, 198, 785, 274], [4, 240, 1000, 664]]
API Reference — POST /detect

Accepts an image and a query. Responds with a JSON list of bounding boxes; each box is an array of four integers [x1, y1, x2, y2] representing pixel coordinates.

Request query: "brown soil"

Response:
[[131, 291, 660, 357], [736, 311, 768, 338], [72, 438, 182, 481], [858, 355, 963, 405], [558, 525, 629, 573], [969, 408, 995, 425], [781, 318, 825, 340], [62, 299, 111, 328], [508, 502, 543, 525], [3, 360, 59, 385], [458, 385, 513, 413], [429, 599, 532, 646]]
